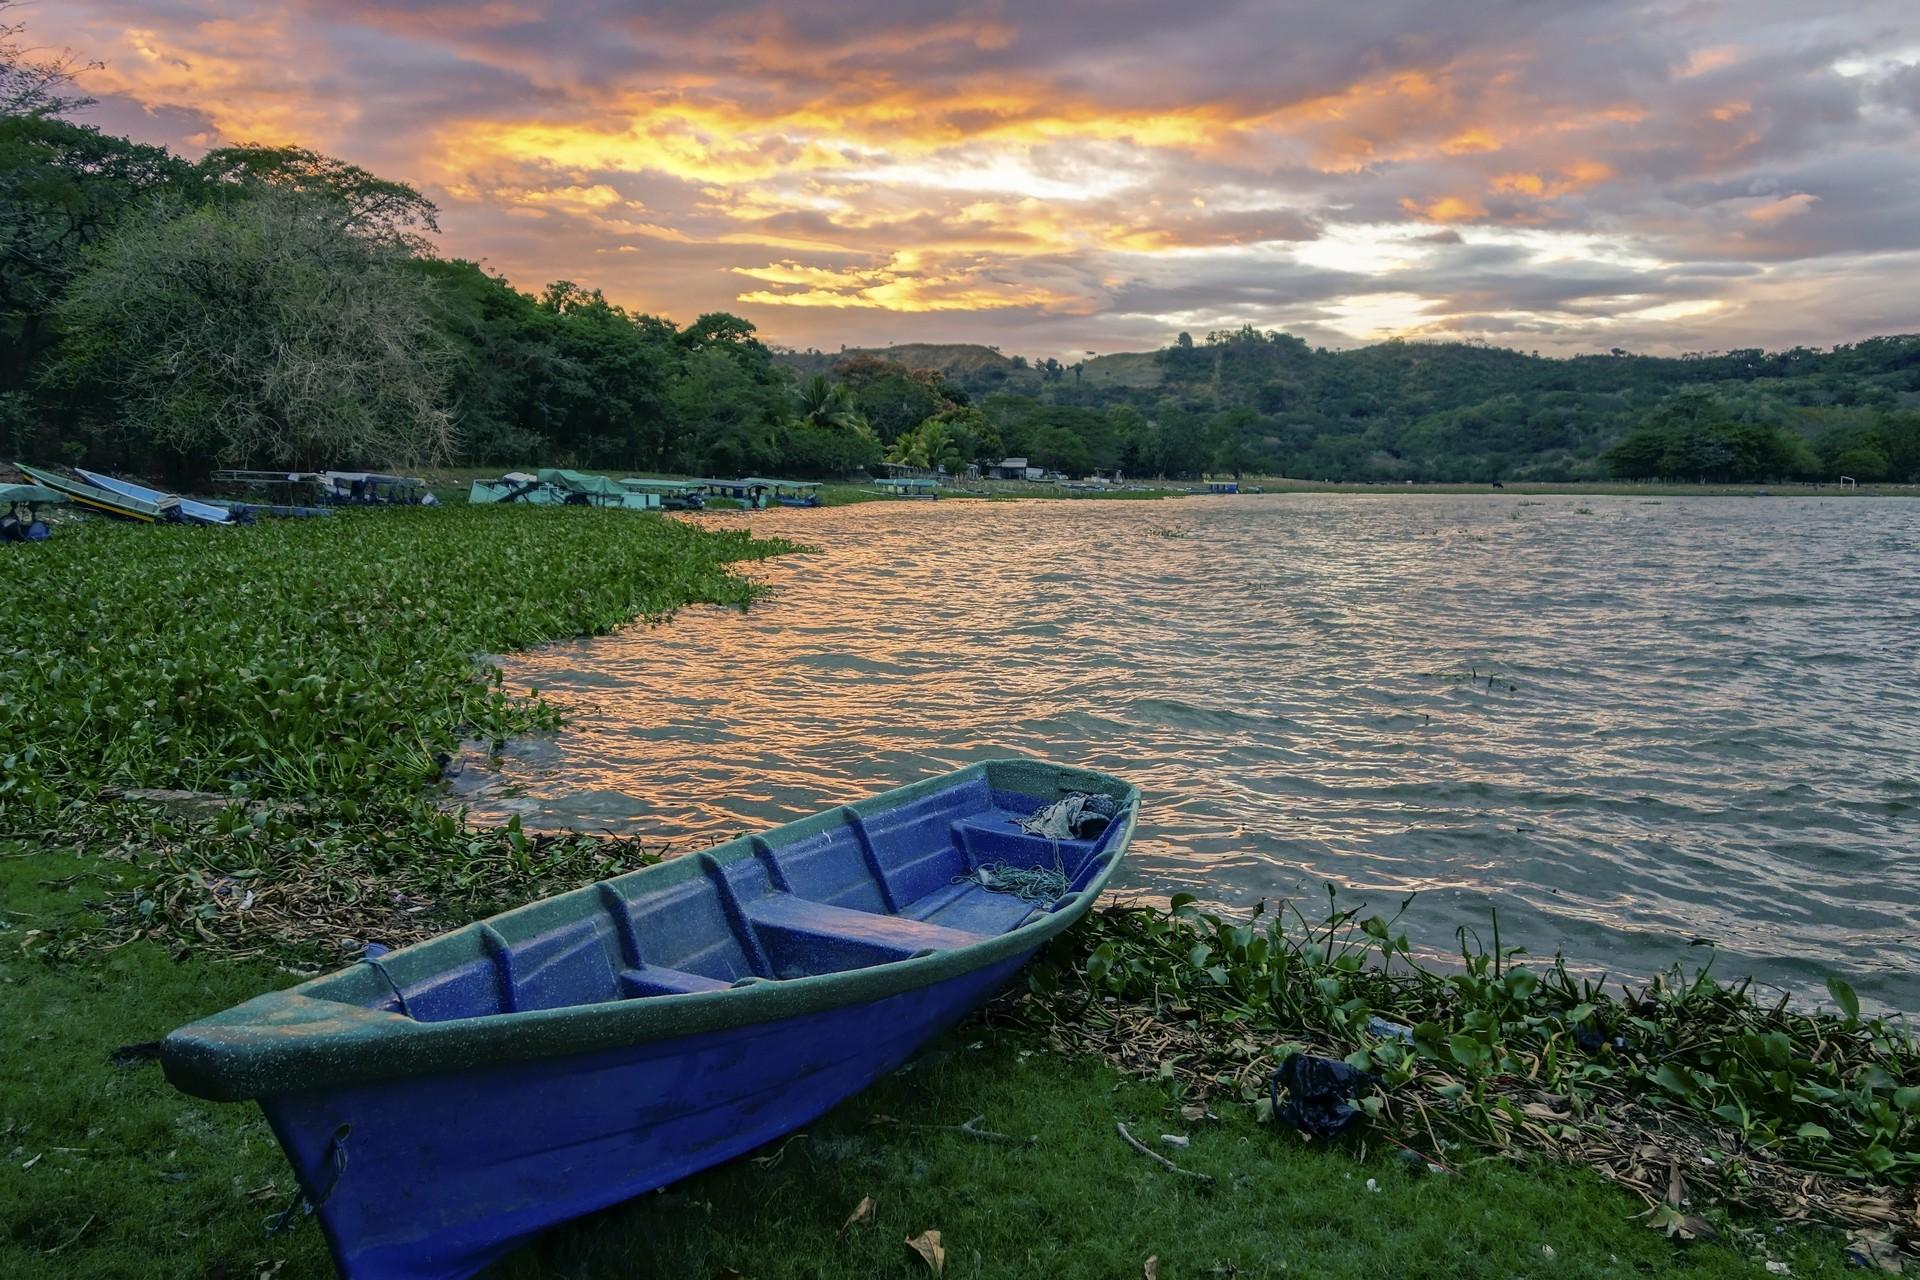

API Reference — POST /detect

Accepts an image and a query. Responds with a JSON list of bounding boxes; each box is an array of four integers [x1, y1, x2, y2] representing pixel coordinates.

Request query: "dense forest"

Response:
[[780, 334, 1920, 484], [5, 17, 1919, 485]]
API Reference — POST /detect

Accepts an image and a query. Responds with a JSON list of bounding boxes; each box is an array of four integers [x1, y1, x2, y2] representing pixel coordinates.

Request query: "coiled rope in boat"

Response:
[[954, 793, 1118, 902], [954, 857, 1067, 903]]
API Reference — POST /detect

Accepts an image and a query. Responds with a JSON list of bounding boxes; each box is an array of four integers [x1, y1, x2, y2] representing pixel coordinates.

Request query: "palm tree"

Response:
[[886, 421, 962, 471], [793, 374, 860, 431]]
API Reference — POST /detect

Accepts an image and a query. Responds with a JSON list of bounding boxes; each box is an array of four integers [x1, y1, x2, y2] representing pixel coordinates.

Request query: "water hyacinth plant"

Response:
[[2, 505, 799, 962], [0, 505, 797, 811], [1023, 890, 1918, 1248]]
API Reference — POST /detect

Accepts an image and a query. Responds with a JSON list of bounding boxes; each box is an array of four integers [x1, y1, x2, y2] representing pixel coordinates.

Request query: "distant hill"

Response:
[[1078, 351, 1164, 389], [772, 341, 1170, 395], [774, 342, 1036, 386], [778, 330, 1920, 483]]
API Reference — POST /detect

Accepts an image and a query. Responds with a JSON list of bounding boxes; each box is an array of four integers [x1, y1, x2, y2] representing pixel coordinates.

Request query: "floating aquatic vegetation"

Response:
[[1, 505, 798, 964], [0, 506, 797, 814]]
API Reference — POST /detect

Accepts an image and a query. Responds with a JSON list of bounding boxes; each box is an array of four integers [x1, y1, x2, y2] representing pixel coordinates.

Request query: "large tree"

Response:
[[195, 144, 440, 251], [54, 190, 455, 469]]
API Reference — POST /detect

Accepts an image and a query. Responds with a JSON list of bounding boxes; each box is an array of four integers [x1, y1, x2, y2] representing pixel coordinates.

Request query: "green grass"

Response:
[[0, 852, 1860, 1279], [1078, 349, 1166, 388], [0, 849, 307, 1280]]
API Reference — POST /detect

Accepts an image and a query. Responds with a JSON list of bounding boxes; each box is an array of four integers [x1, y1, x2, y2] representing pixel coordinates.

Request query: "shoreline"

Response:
[[419, 466, 1920, 508], [1, 505, 1913, 1276]]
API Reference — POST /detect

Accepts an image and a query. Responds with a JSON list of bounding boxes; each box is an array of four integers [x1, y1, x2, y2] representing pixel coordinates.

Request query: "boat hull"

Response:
[[16, 463, 174, 522], [267, 953, 1024, 1279], [165, 759, 1136, 1280], [76, 467, 233, 524]]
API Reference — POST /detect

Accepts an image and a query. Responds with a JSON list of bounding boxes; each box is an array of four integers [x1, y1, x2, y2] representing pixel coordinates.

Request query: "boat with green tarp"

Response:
[[470, 469, 658, 509], [618, 477, 706, 509]]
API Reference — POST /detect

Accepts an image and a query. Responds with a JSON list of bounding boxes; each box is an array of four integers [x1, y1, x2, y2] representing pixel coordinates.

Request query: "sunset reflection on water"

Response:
[[460, 495, 1920, 1008]]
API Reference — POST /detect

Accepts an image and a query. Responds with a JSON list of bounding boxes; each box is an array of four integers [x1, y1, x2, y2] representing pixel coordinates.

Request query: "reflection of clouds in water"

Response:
[[461, 496, 1920, 1010]]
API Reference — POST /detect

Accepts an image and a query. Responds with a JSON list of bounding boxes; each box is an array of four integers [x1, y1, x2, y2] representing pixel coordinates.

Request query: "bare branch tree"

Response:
[[55, 190, 457, 468], [0, 2, 100, 118]]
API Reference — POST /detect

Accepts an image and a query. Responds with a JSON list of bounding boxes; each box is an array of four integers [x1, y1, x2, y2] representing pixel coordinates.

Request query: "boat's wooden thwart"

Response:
[[163, 759, 1138, 1280]]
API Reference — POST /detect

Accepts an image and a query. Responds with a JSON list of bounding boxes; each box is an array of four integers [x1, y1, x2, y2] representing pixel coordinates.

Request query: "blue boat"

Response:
[[76, 467, 236, 525], [162, 759, 1137, 1279]]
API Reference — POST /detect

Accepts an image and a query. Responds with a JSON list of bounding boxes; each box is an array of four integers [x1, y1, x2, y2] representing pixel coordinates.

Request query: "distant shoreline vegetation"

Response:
[[4, 22, 1918, 489]]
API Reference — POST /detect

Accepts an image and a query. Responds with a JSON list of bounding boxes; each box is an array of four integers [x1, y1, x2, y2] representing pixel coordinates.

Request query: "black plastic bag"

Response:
[[1269, 1052, 1372, 1139]]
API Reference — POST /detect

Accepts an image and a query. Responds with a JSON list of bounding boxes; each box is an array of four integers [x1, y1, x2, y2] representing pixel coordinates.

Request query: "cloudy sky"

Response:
[[32, 0, 1920, 357]]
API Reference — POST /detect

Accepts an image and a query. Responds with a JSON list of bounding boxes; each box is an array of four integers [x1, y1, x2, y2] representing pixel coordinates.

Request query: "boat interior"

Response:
[[312, 773, 1130, 1023]]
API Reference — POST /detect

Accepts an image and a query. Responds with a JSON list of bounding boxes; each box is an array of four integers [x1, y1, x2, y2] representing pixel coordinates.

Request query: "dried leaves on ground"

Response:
[[1009, 895, 1919, 1259]]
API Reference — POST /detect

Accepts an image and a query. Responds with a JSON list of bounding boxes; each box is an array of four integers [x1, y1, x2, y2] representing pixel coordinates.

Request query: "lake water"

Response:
[[459, 495, 1920, 1012]]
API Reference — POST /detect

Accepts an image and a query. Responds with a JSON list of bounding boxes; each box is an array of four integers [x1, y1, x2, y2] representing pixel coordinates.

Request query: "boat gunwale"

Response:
[[16, 463, 174, 520], [161, 758, 1138, 1102]]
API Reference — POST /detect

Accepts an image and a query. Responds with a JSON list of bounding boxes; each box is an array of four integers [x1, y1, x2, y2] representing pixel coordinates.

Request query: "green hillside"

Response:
[[775, 342, 1038, 390], [781, 329, 1920, 483]]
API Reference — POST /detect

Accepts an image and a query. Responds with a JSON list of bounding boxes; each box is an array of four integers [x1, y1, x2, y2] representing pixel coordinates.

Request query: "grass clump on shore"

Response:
[[0, 859, 1867, 1279], [1019, 894, 1918, 1257]]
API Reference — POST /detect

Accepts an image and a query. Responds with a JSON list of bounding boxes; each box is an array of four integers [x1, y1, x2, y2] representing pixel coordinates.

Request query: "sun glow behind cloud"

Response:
[[39, 0, 1920, 355]]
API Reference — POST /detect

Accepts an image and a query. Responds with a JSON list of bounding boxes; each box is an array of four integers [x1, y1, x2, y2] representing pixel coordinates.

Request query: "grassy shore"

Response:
[[0, 864, 1864, 1279], [1, 503, 1911, 1277]]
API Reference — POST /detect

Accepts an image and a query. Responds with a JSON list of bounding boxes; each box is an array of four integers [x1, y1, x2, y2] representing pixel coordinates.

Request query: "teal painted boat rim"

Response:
[[618, 477, 705, 491], [0, 483, 66, 504], [163, 757, 1136, 1104]]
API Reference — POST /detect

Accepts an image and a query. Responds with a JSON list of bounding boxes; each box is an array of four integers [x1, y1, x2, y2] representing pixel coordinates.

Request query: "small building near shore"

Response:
[[986, 457, 1036, 481]]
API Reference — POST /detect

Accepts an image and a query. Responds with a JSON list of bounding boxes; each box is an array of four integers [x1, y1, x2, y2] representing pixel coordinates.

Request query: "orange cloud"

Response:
[[1489, 160, 1614, 199], [733, 249, 1097, 313], [1678, 46, 1743, 77], [1745, 193, 1818, 224], [1402, 194, 1487, 222], [76, 21, 337, 145]]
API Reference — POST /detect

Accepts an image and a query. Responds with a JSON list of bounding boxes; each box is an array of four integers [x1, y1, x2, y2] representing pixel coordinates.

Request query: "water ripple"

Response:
[[460, 495, 1920, 1010]]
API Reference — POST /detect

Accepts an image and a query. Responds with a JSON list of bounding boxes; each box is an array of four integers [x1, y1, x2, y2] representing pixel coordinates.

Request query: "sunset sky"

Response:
[[34, 0, 1920, 358]]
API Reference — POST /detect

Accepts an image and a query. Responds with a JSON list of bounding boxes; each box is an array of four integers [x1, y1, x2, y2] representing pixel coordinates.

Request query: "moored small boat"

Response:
[[163, 759, 1137, 1279], [471, 469, 659, 509], [619, 477, 706, 509], [16, 462, 179, 523], [75, 467, 236, 525], [869, 476, 940, 499], [318, 472, 436, 506], [759, 477, 824, 507], [700, 476, 773, 507]]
